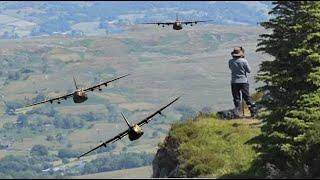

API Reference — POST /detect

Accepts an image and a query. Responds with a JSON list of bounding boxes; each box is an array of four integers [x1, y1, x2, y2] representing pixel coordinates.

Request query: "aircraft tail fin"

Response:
[[73, 76, 78, 89], [176, 13, 178, 21], [121, 112, 131, 128]]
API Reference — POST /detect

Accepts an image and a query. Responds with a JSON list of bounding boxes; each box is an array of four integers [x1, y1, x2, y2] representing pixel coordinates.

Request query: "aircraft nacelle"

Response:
[[128, 125, 144, 141], [173, 24, 183, 30], [73, 91, 88, 103], [104, 83, 108, 87]]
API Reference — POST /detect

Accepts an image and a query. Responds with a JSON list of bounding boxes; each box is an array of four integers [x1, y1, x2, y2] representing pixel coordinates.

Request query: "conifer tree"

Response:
[[255, 1, 320, 178]]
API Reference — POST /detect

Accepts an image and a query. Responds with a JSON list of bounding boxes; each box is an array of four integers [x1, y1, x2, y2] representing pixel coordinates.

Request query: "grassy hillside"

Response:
[[153, 113, 261, 178]]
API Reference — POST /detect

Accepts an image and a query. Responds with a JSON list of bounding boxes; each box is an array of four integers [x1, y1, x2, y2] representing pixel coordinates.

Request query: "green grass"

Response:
[[149, 47, 192, 56], [166, 114, 260, 178], [66, 39, 93, 48], [158, 33, 190, 46]]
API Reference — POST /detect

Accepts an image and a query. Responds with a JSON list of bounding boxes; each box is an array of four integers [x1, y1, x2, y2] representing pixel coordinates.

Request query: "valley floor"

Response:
[[71, 165, 152, 179]]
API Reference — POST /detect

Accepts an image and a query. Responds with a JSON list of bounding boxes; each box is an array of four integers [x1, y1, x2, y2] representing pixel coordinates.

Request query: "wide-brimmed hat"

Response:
[[231, 47, 244, 57]]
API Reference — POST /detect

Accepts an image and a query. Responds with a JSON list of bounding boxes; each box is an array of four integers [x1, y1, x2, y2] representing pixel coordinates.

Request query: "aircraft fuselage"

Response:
[[73, 90, 88, 103], [128, 125, 144, 141], [173, 21, 183, 30]]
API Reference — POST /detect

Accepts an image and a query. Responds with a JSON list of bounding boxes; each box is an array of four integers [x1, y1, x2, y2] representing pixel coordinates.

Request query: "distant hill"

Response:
[[0, 1, 272, 38]]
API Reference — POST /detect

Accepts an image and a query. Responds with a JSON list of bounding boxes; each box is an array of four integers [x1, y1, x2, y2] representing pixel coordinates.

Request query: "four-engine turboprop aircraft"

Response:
[[77, 96, 180, 159], [25, 74, 130, 107], [141, 14, 213, 30]]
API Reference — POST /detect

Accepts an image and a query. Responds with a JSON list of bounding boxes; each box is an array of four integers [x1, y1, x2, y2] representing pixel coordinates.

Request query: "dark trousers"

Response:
[[231, 83, 253, 110]]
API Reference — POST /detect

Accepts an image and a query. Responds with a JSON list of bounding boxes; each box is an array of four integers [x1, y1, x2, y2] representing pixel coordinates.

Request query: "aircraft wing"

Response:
[[181, 20, 213, 25], [25, 92, 74, 107], [141, 22, 175, 25], [78, 130, 129, 159], [137, 96, 180, 127], [83, 74, 130, 92]]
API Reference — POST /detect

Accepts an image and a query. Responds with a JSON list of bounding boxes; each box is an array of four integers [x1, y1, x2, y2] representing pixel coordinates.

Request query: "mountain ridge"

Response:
[[0, 1, 273, 38]]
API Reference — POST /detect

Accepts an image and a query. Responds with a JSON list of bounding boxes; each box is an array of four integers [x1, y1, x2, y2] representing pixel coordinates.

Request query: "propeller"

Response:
[[121, 112, 131, 128], [73, 76, 79, 89]]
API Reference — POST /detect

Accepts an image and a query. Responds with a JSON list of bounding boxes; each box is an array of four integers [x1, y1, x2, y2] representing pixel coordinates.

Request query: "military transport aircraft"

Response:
[[25, 74, 130, 107], [141, 14, 212, 30], [78, 96, 180, 159]]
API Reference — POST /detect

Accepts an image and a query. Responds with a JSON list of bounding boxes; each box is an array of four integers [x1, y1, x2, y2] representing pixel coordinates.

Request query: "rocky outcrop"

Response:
[[152, 135, 180, 178]]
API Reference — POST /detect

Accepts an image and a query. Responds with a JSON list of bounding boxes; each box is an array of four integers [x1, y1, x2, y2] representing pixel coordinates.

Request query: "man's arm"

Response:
[[243, 59, 251, 73]]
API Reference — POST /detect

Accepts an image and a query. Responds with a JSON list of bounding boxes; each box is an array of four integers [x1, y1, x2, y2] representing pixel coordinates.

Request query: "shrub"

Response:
[[30, 145, 48, 156]]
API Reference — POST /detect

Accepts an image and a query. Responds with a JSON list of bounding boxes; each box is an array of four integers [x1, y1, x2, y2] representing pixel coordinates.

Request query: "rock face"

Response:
[[152, 135, 180, 178]]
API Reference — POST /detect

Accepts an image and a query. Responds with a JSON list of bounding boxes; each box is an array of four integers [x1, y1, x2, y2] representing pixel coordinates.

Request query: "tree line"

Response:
[[247, 1, 320, 178]]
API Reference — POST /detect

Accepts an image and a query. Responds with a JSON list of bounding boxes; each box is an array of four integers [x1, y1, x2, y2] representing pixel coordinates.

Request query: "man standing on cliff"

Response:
[[228, 47, 257, 118]]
